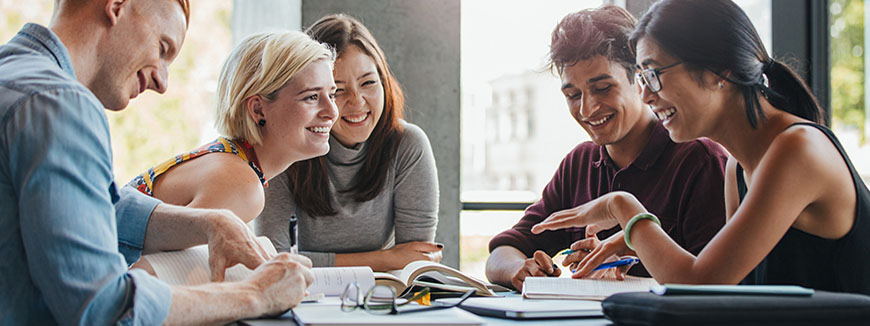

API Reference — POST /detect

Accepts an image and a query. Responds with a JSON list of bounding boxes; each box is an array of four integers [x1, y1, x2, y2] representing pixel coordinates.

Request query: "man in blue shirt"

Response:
[[0, 1, 314, 325]]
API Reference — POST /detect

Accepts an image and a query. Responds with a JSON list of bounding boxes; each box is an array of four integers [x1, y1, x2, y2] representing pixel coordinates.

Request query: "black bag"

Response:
[[602, 290, 870, 326]]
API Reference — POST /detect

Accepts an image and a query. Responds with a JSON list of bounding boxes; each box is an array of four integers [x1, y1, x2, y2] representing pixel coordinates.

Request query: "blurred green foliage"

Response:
[[830, 0, 866, 143]]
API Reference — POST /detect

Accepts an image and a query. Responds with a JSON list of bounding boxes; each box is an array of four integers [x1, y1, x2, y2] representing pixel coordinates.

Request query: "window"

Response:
[[734, 0, 773, 51], [459, 0, 605, 279], [829, 0, 870, 182]]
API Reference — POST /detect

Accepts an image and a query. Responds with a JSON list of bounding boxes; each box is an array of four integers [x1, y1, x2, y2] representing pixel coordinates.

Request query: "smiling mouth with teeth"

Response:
[[343, 113, 369, 123], [587, 115, 613, 126], [656, 108, 676, 121], [307, 126, 331, 134]]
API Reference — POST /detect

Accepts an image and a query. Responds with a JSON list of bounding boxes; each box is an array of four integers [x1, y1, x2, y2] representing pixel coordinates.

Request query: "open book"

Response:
[[302, 261, 502, 297], [522, 276, 659, 301], [374, 261, 502, 297]]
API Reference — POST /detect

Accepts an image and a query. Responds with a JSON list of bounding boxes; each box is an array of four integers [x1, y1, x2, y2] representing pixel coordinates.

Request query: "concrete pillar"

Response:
[[302, 0, 462, 268]]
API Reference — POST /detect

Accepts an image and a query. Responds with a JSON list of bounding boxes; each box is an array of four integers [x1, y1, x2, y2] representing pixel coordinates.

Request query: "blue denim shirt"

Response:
[[0, 23, 171, 325]]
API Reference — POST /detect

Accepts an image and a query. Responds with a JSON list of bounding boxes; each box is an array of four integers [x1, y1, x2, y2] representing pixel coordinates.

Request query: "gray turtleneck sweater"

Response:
[[255, 120, 439, 266]]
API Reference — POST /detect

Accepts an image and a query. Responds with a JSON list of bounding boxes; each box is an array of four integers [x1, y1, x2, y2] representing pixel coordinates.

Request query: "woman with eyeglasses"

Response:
[[256, 14, 442, 272], [532, 0, 870, 295]]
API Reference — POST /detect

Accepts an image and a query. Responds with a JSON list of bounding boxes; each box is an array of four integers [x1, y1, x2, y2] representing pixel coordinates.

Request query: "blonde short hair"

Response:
[[214, 31, 334, 145]]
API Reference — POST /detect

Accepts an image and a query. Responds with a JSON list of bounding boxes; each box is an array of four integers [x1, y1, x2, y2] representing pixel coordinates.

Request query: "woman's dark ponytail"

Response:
[[762, 59, 824, 124]]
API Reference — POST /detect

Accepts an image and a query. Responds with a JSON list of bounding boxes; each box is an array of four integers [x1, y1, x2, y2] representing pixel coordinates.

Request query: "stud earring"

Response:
[[718, 81, 724, 89], [258, 119, 266, 127]]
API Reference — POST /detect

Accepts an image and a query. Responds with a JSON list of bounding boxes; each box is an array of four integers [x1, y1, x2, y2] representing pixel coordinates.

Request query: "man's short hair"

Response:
[[174, 0, 190, 24], [548, 5, 637, 82], [57, 0, 190, 23]]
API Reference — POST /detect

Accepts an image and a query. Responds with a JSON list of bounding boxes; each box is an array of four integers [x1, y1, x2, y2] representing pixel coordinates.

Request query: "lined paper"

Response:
[[145, 236, 277, 285], [308, 266, 375, 296]]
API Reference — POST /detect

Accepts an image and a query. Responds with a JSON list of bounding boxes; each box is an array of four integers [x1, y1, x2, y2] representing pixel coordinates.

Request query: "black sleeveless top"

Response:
[[737, 123, 870, 295]]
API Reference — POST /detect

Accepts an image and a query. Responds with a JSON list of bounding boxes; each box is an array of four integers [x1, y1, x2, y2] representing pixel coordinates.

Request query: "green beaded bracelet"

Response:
[[624, 212, 661, 251]]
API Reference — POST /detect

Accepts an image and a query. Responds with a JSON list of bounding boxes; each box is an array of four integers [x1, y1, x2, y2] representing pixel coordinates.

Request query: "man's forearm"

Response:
[[163, 253, 312, 325], [142, 203, 213, 254], [485, 246, 527, 287], [164, 282, 260, 326]]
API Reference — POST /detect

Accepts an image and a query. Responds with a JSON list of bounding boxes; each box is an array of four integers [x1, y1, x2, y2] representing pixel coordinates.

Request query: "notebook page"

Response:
[[146, 236, 277, 285], [522, 277, 658, 300], [309, 267, 375, 296]]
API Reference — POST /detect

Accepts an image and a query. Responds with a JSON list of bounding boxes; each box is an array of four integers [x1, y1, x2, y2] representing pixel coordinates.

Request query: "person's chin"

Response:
[[663, 127, 692, 143], [317, 145, 330, 156], [339, 132, 369, 146], [586, 128, 617, 145], [305, 144, 331, 159], [104, 97, 130, 111], [347, 128, 373, 143], [589, 136, 615, 146]]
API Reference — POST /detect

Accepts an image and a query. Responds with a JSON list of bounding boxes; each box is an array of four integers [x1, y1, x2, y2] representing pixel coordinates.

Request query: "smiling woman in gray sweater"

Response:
[[256, 14, 441, 271]]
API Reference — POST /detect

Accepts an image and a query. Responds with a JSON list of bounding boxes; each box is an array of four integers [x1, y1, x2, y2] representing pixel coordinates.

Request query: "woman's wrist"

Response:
[[373, 249, 393, 271], [603, 230, 632, 256], [607, 192, 647, 226], [335, 250, 391, 271], [623, 213, 661, 251]]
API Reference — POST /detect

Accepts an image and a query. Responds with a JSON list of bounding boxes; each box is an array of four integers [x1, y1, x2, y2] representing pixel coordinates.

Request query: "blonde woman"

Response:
[[257, 15, 441, 271], [128, 31, 337, 227]]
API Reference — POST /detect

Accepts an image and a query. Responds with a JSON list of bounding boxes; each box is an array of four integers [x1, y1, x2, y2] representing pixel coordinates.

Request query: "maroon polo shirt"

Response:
[[488, 122, 728, 276]]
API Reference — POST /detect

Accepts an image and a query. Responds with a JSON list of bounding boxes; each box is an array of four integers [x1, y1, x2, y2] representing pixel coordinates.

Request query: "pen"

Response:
[[591, 257, 639, 271], [289, 214, 298, 254], [557, 248, 591, 256]]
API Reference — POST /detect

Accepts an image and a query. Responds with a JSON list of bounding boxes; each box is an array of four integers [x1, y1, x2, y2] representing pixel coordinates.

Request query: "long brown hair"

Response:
[[287, 14, 406, 216]]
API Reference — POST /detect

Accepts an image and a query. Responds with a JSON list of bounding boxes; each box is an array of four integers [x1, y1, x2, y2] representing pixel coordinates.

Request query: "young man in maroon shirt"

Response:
[[485, 5, 728, 291]]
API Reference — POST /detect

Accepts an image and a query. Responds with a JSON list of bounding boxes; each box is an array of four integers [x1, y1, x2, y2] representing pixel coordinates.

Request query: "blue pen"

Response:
[[591, 257, 640, 271], [569, 257, 640, 273]]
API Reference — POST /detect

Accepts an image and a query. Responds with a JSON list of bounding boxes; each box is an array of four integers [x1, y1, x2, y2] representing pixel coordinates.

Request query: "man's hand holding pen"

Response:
[[504, 228, 640, 291], [509, 250, 562, 291]]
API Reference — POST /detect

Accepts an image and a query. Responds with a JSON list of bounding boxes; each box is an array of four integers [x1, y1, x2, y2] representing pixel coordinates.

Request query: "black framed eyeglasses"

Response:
[[340, 282, 475, 315], [636, 61, 683, 93]]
